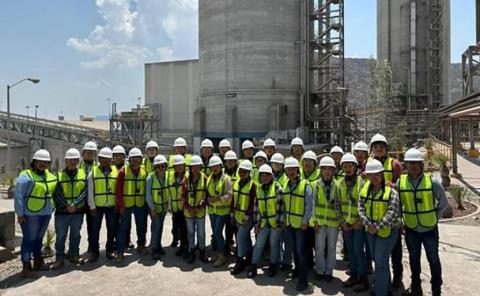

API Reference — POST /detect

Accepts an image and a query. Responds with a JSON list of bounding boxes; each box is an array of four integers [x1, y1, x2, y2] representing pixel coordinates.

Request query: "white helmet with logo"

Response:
[[254, 151, 268, 161], [83, 141, 98, 152], [370, 133, 389, 147], [353, 141, 369, 152], [330, 145, 344, 155], [172, 154, 185, 166], [146, 140, 159, 150], [219, 139, 231, 149], [263, 138, 276, 148], [290, 137, 304, 147], [302, 150, 317, 161], [258, 164, 273, 175]]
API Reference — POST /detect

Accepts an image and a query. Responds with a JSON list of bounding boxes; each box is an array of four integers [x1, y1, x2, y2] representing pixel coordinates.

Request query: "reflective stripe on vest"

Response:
[[168, 172, 186, 212], [184, 173, 206, 218], [233, 178, 254, 224], [25, 170, 57, 213], [150, 172, 169, 213], [361, 181, 392, 238], [313, 179, 339, 227], [369, 156, 394, 183], [168, 154, 192, 171], [338, 176, 362, 225], [302, 169, 320, 183], [206, 174, 231, 216], [275, 173, 288, 188], [142, 158, 155, 175], [256, 182, 278, 228], [283, 179, 308, 229], [123, 165, 147, 208], [399, 174, 438, 229], [93, 166, 118, 207], [57, 169, 87, 208]]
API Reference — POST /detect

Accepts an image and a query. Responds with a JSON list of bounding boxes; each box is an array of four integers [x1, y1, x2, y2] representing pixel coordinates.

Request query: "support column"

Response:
[[451, 117, 458, 174], [469, 117, 475, 150]]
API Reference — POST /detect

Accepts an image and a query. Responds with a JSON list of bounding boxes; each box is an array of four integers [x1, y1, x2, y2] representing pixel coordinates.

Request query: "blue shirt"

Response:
[[14, 172, 54, 217], [146, 173, 168, 211], [288, 177, 313, 225]]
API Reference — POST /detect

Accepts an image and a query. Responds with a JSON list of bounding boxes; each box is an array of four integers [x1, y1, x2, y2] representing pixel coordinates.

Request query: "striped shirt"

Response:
[[358, 185, 401, 230]]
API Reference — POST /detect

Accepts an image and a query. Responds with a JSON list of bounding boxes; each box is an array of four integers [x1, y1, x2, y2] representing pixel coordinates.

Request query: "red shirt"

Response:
[[181, 174, 208, 211], [115, 166, 141, 209]]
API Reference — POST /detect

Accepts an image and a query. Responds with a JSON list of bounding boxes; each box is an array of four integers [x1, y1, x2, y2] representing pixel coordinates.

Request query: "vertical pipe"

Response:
[[451, 117, 458, 174], [469, 117, 475, 149], [410, 0, 416, 97], [477, 0, 480, 43], [6, 85, 11, 176]]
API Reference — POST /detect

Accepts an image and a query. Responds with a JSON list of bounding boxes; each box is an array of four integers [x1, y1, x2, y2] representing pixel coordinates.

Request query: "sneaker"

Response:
[[114, 253, 124, 263], [137, 245, 149, 255], [33, 258, 49, 271], [230, 258, 245, 275], [20, 263, 39, 279], [174, 248, 184, 257], [246, 264, 257, 278], [106, 252, 115, 260]]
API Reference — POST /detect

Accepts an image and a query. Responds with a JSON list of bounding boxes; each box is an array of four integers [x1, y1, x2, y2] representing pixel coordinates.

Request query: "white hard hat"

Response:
[[200, 139, 214, 149], [353, 141, 369, 152], [153, 155, 168, 166], [219, 139, 231, 148], [98, 147, 113, 159], [284, 157, 300, 169], [208, 155, 223, 167], [146, 140, 159, 150], [365, 159, 384, 174], [370, 133, 389, 147], [128, 147, 143, 158], [112, 145, 126, 155], [33, 149, 51, 162], [302, 150, 317, 161], [83, 141, 98, 152], [172, 154, 185, 166], [242, 140, 254, 150], [319, 156, 336, 168], [340, 153, 358, 165], [404, 148, 424, 162], [254, 151, 268, 161], [224, 150, 238, 161], [173, 137, 187, 147], [258, 164, 273, 175], [238, 159, 253, 171], [290, 137, 304, 147], [263, 138, 276, 148], [65, 148, 81, 160], [270, 153, 285, 164], [330, 145, 344, 155], [189, 155, 203, 166]]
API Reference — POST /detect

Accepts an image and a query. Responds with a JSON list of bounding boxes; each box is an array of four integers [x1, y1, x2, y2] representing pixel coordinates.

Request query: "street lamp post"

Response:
[[26, 106, 30, 118], [6, 78, 40, 175], [35, 105, 39, 119]]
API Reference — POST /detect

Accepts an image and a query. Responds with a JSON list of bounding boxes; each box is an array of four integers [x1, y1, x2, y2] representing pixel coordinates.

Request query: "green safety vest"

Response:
[[80, 161, 96, 176], [57, 169, 87, 209], [335, 168, 345, 181], [168, 172, 186, 212], [92, 165, 118, 207], [283, 179, 308, 229], [225, 168, 239, 183], [184, 173, 206, 218], [256, 182, 278, 228], [301, 169, 320, 183], [168, 154, 192, 171], [338, 176, 362, 225], [142, 158, 155, 175], [369, 156, 394, 183], [274, 172, 288, 188], [122, 165, 147, 208], [361, 181, 393, 238], [150, 172, 169, 213], [399, 174, 438, 229], [233, 178, 254, 224], [206, 173, 231, 216], [25, 170, 57, 213], [313, 179, 339, 227]]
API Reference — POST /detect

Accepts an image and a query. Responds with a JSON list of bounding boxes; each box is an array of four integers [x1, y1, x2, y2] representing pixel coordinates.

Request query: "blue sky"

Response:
[[0, 0, 475, 119]]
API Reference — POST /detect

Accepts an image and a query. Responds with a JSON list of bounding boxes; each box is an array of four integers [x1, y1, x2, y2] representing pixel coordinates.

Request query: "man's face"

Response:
[[255, 158, 266, 168], [219, 147, 230, 156], [260, 172, 271, 185], [65, 158, 79, 170], [285, 167, 298, 179], [243, 148, 253, 159], [147, 147, 158, 158], [372, 143, 387, 158], [406, 161, 423, 178], [113, 153, 125, 166], [292, 145, 303, 155], [303, 159, 315, 173], [129, 156, 142, 167], [201, 147, 213, 159], [238, 168, 250, 180], [342, 162, 356, 177], [321, 167, 334, 180], [174, 164, 185, 174], [83, 150, 96, 162], [174, 146, 186, 155], [99, 157, 111, 167], [264, 146, 275, 158], [155, 163, 166, 174], [35, 160, 50, 171], [331, 152, 343, 165]]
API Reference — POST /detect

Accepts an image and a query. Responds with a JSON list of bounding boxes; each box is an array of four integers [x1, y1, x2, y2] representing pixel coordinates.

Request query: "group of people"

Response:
[[14, 134, 446, 296]]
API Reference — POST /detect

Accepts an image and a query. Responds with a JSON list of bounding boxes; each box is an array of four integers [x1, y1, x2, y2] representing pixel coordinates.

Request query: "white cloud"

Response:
[[75, 78, 112, 89]]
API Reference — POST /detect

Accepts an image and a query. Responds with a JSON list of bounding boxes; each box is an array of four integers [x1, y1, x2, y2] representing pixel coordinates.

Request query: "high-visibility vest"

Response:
[[184, 173, 206, 218], [167, 154, 192, 171], [80, 161, 96, 176], [369, 156, 394, 183], [252, 168, 260, 185], [142, 158, 155, 174], [301, 169, 320, 183], [313, 179, 339, 227], [167, 172, 186, 212], [57, 169, 87, 209], [225, 168, 239, 183], [122, 165, 147, 208], [92, 165, 118, 207], [399, 174, 438, 229], [233, 178, 254, 224], [338, 176, 363, 225], [360, 181, 393, 238], [335, 168, 345, 181], [206, 173, 231, 216], [150, 172, 169, 213], [25, 169, 57, 213], [274, 172, 288, 188], [256, 182, 278, 228], [202, 164, 212, 177], [283, 179, 308, 229]]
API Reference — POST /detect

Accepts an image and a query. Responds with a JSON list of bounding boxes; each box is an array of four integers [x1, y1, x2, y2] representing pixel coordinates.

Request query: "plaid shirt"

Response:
[[253, 182, 285, 228], [358, 185, 401, 230]]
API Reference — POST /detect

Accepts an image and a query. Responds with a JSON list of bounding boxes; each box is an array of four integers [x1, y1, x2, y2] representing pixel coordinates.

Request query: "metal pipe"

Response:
[[477, 0, 480, 43]]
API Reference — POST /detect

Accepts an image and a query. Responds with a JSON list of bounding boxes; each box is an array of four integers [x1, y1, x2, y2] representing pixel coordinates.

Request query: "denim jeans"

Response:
[[252, 226, 281, 265], [368, 228, 399, 296], [20, 215, 51, 263], [186, 216, 206, 250], [286, 226, 308, 285], [91, 207, 117, 254], [54, 213, 84, 260], [118, 206, 147, 254], [405, 227, 442, 294], [236, 220, 254, 257], [280, 230, 292, 265], [314, 225, 338, 275], [172, 211, 188, 249], [150, 212, 167, 253], [391, 232, 403, 279], [344, 228, 368, 276], [211, 214, 228, 254]]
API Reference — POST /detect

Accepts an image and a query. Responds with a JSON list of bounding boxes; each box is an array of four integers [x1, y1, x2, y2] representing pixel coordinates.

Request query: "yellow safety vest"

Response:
[[369, 156, 394, 183], [184, 173, 206, 218], [150, 172, 169, 213], [80, 161, 96, 176], [338, 176, 363, 225], [335, 168, 345, 181], [233, 178, 254, 224], [122, 165, 147, 208], [301, 169, 320, 183], [225, 168, 239, 183], [361, 181, 392, 238], [25, 170, 57, 213], [168, 172, 186, 212], [92, 165, 118, 207], [142, 158, 155, 175], [57, 169, 87, 208], [256, 182, 278, 228], [312, 179, 339, 227], [283, 179, 308, 229], [275, 172, 288, 188], [168, 154, 192, 171], [206, 173, 231, 216], [399, 174, 438, 229]]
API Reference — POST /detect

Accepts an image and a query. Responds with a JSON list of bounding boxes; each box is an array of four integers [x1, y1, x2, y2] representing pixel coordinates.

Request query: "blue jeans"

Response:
[[150, 212, 166, 253], [211, 214, 228, 254], [344, 228, 367, 276], [367, 228, 399, 296], [20, 215, 51, 263], [405, 227, 442, 294], [118, 206, 147, 253], [91, 207, 116, 254], [281, 230, 292, 265], [236, 220, 254, 257], [286, 226, 308, 285], [252, 226, 281, 265], [315, 226, 338, 275], [54, 213, 84, 260], [186, 216, 206, 250]]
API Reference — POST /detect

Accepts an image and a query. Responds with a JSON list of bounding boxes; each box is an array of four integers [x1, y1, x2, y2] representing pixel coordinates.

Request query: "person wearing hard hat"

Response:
[[230, 160, 257, 276], [282, 157, 313, 292], [182, 155, 208, 264], [51, 148, 87, 270], [115, 147, 149, 262], [353, 141, 369, 176], [206, 155, 233, 267], [335, 153, 369, 292], [112, 145, 126, 170], [240, 140, 255, 163], [246, 164, 285, 279], [290, 137, 304, 162], [143, 141, 159, 174], [252, 151, 268, 184], [15, 149, 57, 278], [397, 148, 446, 296], [224, 150, 239, 182], [81, 141, 97, 255], [223, 150, 239, 257], [218, 139, 231, 161], [146, 154, 170, 261], [369, 133, 403, 289], [168, 137, 192, 171], [263, 138, 276, 160], [358, 159, 401, 296], [200, 139, 214, 176], [167, 154, 188, 257], [330, 145, 345, 180], [87, 147, 118, 262]]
